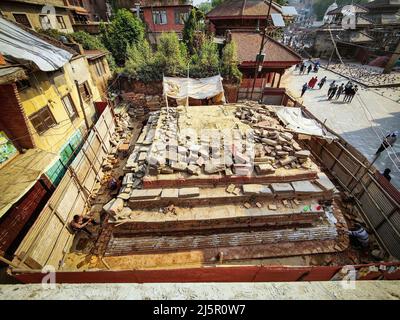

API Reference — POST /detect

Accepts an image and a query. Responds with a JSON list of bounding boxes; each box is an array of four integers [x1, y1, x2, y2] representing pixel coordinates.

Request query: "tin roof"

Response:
[[207, 0, 282, 19]]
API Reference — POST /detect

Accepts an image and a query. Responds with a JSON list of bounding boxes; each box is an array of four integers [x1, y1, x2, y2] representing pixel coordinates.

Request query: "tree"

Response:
[[100, 9, 145, 65], [71, 31, 116, 70], [155, 32, 188, 78], [125, 39, 154, 81], [190, 37, 220, 78], [220, 41, 242, 84], [183, 8, 205, 54], [198, 2, 212, 14]]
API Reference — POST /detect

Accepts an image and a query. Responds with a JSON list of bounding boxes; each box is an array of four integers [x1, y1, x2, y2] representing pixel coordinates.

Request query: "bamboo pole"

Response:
[[0, 255, 19, 269]]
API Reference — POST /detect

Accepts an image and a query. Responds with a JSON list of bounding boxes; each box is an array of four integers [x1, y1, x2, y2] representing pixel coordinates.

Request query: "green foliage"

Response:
[[71, 31, 117, 71], [313, 0, 369, 20], [100, 9, 145, 65], [124, 33, 188, 82], [220, 42, 242, 84], [189, 37, 220, 78], [38, 29, 116, 71], [198, 2, 212, 14], [154, 32, 189, 78], [183, 8, 205, 54]]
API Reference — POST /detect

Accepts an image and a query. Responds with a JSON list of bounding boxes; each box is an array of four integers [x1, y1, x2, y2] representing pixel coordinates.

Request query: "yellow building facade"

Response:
[[0, 0, 74, 33], [18, 55, 100, 153]]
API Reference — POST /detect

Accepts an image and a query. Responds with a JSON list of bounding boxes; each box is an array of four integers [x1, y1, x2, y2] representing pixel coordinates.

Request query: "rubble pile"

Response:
[[329, 63, 400, 87], [121, 92, 165, 118], [122, 103, 314, 178], [121, 111, 160, 191], [235, 101, 313, 172], [101, 112, 134, 172]]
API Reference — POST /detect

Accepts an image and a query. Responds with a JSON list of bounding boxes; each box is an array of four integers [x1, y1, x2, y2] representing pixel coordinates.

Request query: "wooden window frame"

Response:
[[12, 13, 32, 29], [56, 16, 67, 29], [29, 106, 57, 135], [78, 81, 92, 101], [153, 10, 168, 25], [174, 10, 188, 25], [62, 94, 78, 121], [94, 59, 105, 77]]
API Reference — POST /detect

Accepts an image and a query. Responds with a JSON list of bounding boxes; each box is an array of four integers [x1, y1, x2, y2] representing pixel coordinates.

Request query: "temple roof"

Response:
[[207, 0, 282, 19], [230, 31, 301, 67]]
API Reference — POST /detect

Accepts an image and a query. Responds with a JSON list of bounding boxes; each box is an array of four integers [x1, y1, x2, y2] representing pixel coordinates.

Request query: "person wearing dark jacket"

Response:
[[301, 82, 308, 97], [382, 168, 391, 182], [376, 131, 398, 154], [335, 83, 344, 99]]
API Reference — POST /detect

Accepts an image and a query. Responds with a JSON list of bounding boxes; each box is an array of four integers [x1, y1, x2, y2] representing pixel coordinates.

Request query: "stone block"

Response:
[[255, 163, 275, 175], [161, 188, 179, 199], [179, 187, 200, 198], [242, 184, 263, 195], [187, 164, 201, 175], [291, 180, 321, 194], [295, 150, 311, 158], [171, 162, 188, 172], [270, 183, 294, 194], [130, 189, 162, 200], [315, 173, 336, 192]]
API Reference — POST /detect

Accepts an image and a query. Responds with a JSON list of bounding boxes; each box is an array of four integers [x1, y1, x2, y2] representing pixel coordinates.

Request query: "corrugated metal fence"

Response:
[[13, 107, 116, 269]]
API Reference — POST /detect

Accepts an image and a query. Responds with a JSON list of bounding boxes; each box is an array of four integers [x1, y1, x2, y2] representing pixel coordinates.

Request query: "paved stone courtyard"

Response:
[[284, 67, 400, 189]]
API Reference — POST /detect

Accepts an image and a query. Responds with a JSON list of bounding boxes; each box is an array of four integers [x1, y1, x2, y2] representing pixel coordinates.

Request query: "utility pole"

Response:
[[250, 0, 273, 100]]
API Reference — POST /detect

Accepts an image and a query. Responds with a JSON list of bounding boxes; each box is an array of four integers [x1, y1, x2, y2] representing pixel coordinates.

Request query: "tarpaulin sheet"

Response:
[[0, 17, 72, 72], [273, 106, 337, 140], [163, 75, 226, 104]]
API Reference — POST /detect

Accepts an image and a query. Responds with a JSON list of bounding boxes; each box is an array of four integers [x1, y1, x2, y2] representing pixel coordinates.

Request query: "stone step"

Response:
[[127, 182, 331, 209], [105, 225, 338, 256]]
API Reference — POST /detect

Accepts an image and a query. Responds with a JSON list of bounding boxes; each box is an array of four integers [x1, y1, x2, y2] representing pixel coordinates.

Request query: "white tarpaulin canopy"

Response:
[[0, 17, 72, 72], [273, 106, 337, 140], [163, 75, 226, 104]]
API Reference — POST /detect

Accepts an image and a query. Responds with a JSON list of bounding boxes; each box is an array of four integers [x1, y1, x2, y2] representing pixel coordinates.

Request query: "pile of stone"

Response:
[[101, 112, 134, 172], [234, 102, 313, 171], [122, 92, 165, 117], [122, 111, 160, 190], [329, 63, 400, 87]]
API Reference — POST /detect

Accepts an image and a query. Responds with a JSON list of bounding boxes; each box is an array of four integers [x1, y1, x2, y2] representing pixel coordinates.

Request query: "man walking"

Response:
[[318, 76, 327, 89], [301, 82, 308, 97], [328, 84, 338, 100], [349, 85, 358, 102], [327, 80, 336, 97], [343, 85, 353, 103], [307, 64, 312, 74], [335, 83, 344, 99], [375, 131, 398, 154]]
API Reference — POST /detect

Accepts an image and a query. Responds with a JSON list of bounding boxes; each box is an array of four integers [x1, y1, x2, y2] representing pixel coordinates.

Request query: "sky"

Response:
[[193, 0, 208, 5]]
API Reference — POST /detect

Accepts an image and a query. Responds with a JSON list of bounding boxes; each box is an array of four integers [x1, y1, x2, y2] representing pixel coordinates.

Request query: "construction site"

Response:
[[5, 75, 400, 283]]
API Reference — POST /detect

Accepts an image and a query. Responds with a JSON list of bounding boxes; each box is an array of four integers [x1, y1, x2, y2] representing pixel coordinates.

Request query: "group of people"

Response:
[[300, 75, 327, 97], [327, 80, 358, 102], [296, 59, 320, 76]]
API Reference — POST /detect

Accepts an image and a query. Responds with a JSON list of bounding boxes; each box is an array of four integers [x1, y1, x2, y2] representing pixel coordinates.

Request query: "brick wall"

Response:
[[0, 84, 35, 150]]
